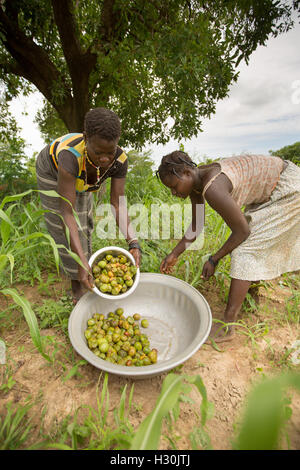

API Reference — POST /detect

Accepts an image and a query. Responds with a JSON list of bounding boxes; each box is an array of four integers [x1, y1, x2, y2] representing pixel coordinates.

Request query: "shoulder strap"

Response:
[[202, 171, 222, 198]]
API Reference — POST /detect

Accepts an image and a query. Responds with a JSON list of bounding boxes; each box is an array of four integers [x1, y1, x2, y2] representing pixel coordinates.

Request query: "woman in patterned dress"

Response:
[[36, 108, 141, 303], [156, 151, 300, 343]]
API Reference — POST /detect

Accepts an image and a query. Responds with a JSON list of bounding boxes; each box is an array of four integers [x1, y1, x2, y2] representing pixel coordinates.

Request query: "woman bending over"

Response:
[[156, 151, 300, 342]]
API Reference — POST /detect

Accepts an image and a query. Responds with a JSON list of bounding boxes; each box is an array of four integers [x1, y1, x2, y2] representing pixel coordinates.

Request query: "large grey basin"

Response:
[[68, 273, 212, 379]]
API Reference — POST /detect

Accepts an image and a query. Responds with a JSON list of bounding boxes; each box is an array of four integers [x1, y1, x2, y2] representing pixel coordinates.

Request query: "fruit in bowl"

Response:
[[92, 250, 138, 296], [84, 307, 158, 367]]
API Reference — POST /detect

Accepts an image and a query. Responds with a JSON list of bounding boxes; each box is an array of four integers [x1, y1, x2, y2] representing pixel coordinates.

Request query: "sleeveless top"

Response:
[[202, 154, 284, 207], [49, 133, 128, 193]]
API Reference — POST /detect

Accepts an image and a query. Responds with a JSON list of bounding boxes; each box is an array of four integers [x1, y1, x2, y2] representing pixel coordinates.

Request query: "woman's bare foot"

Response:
[[205, 322, 235, 344]]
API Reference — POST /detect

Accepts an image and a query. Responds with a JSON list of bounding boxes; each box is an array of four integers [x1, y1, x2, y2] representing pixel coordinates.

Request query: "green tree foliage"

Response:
[[127, 150, 154, 179], [125, 150, 157, 204], [35, 100, 68, 145], [270, 141, 300, 166], [0, 1, 298, 147], [0, 102, 34, 193]]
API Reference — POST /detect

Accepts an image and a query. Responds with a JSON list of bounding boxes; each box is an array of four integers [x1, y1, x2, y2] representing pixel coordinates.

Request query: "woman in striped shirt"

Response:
[[36, 107, 141, 304]]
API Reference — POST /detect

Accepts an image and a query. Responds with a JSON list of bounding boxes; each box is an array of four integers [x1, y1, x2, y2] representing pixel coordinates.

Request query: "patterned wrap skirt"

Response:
[[230, 161, 300, 281], [36, 145, 94, 280]]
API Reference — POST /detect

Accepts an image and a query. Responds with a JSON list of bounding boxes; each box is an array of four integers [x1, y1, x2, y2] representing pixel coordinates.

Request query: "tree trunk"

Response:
[[0, 1, 96, 134], [57, 98, 89, 133]]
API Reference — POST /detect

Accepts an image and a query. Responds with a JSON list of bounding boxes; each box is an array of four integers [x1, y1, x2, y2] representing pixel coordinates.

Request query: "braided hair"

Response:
[[156, 151, 197, 181], [84, 107, 121, 141]]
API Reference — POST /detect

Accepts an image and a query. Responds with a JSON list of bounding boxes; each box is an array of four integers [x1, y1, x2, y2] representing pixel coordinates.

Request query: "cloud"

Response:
[[150, 17, 300, 165]]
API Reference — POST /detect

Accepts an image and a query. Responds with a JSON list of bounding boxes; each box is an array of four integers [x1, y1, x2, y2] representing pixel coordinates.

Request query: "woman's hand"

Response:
[[160, 252, 178, 274], [129, 248, 141, 268], [201, 260, 215, 280], [78, 261, 95, 292]]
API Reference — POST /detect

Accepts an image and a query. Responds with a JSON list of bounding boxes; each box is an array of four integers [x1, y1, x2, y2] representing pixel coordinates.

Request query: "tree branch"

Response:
[[0, 5, 74, 128], [100, 0, 119, 42], [51, 0, 83, 69], [51, 0, 97, 72], [0, 57, 24, 77], [51, 0, 97, 124]]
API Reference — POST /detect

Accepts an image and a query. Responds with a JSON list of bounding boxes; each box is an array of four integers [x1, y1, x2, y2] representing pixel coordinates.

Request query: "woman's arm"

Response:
[[57, 166, 94, 290], [171, 192, 205, 257], [110, 177, 141, 266], [202, 177, 250, 279], [160, 192, 205, 273]]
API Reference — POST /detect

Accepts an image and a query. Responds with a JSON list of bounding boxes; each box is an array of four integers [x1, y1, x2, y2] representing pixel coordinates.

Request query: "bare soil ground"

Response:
[[0, 275, 299, 450]]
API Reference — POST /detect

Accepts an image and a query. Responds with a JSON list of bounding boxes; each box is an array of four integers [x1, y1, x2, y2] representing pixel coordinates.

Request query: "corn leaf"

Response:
[[0, 288, 50, 362], [117, 384, 128, 424], [0, 213, 13, 245], [97, 373, 110, 425], [37, 190, 84, 232], [187, 375, 209, 426], [130, 373, 184, 450], [0, 254, 8, 272], [0, 189, 83, 233], [0, 254, 14, 282], [0, 190, 33, 210], [234, 373, 300, 450], [0, 208, 15, 232], [16, 233, 61, 273]]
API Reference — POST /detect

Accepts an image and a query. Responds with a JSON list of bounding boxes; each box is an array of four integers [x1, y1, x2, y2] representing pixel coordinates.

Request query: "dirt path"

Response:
[[1, 277, 299, 450]]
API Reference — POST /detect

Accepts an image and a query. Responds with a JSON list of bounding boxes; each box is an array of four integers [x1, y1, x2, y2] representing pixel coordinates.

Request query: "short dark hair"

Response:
[[156, 151, 197, 181], [84, 107, 121, 140]]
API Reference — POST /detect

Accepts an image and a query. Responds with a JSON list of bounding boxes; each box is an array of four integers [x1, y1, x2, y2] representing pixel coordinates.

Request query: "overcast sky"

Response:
[[9, 12, 300, 168]]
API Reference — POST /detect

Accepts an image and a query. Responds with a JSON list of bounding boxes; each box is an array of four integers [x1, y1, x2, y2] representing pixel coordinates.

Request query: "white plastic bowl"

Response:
[[88, 246, 140, 300], [68, 273, 212, 379]]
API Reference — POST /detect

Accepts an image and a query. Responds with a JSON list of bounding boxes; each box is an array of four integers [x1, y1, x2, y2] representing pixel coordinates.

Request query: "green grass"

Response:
[[0, 399, 34, 450], [33, 295, 73, 332], [284, 291, 300, 324]]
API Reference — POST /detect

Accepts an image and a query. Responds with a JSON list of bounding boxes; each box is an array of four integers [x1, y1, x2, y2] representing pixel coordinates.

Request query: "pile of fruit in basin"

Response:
[[92, 251, 137, 296], [85, 308, 158, 367]]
